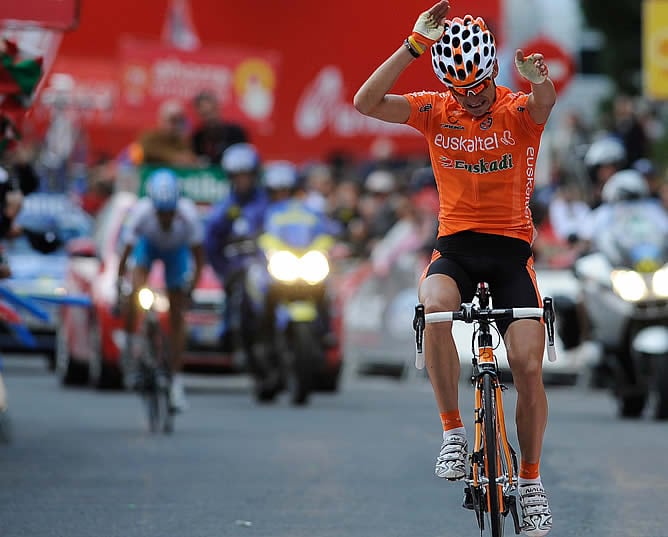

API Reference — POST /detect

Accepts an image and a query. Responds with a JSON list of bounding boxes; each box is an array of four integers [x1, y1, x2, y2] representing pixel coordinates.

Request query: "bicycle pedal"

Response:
[[462, 487, 475, 510]]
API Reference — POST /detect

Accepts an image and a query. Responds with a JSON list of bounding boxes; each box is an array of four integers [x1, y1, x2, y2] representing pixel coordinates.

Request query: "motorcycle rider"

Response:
[[204, 143, 269, 371], [581, 169, 668, 248], [577, 168, 668, 389], [583, 136, 627, 209], [117, 168, 206, 412], [252, 161, 339, 399]]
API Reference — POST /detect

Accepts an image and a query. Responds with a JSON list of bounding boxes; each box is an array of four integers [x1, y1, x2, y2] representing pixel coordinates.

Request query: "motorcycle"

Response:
[[246, 200, 338, 405], [574, 201, 668, 419]]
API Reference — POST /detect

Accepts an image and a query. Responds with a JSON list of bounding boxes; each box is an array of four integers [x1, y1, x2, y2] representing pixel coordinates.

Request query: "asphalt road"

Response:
[[2, 357, 668, 537]]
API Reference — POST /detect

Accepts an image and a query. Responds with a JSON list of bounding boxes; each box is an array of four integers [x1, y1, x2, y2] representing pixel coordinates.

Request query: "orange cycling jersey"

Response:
[[404, 86, 545, 245]]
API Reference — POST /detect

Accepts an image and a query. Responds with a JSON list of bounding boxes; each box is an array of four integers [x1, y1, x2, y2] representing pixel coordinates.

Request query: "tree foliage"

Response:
[[580, 0, 642, 95]]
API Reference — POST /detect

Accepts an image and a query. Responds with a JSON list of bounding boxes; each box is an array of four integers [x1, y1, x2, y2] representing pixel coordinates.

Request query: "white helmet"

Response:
[[221, 143, 260, 175], [601, 169, 649, 203], [584, 137, 626, 168], [264, 161, 298, 190]]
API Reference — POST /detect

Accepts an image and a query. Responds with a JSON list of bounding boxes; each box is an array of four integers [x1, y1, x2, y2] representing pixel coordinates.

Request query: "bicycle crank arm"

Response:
[[506, 494, 522, 535]]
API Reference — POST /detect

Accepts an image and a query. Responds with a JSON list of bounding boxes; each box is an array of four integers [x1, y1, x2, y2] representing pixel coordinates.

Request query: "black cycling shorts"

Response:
[[425, 231, 541, 336]]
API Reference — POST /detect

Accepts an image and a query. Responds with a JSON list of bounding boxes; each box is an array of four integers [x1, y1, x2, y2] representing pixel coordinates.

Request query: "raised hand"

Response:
[[411, 1, 450, 52], [514, 49, 549, 84]]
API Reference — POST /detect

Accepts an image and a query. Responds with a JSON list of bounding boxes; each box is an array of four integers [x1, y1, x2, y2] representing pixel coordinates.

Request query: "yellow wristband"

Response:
[[408, 35, 426, 55]]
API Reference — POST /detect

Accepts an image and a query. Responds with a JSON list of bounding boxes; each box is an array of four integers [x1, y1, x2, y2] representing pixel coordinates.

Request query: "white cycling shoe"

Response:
[[169, 380, 189, 413], [518, 482, 553, 536], [435, 433, 468, 480]]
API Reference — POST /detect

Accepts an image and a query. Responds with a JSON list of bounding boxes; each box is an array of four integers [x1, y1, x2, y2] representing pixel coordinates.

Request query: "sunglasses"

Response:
[[449, 77, 493, 97]]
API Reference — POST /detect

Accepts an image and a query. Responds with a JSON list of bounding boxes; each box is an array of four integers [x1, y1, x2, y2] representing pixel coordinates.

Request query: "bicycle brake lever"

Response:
[[413, 304, 425, 369], [542, 297, 557, 362]]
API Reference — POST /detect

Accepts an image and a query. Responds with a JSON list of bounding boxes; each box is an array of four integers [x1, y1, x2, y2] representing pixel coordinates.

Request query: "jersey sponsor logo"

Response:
[[434, 132, 504, 152], [524, 147, 537, 218], [480, 116, 493, 130], [419, 103, 433, 112], [440, 123, 465, 131], [500, 130, 516, 146], [439, 153, 514, 174]]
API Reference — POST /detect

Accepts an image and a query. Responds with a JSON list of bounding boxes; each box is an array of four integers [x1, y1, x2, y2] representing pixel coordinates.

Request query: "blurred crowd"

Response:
[[2, 85, 668, 276]]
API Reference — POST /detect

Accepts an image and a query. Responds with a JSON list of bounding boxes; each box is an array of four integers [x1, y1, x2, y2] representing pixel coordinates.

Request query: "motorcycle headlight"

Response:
[[653, 267, 668, 298], [611, 270, 648, 301], [268, 251, 299, 282], [137, 288, 155, 311], [299, 251, 330, 285]]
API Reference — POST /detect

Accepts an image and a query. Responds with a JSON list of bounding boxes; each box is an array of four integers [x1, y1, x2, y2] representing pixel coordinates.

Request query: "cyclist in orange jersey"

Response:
[[353, 2, 556, 536]]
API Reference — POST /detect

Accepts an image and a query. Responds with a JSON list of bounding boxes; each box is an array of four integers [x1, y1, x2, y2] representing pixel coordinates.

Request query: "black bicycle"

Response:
[[414, 282, 556, 537], [119, 285, 174, 434]]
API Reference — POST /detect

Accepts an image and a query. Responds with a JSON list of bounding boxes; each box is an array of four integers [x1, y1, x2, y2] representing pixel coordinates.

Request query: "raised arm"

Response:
[[353, 1, 449, 124], [514, 50, 557, 125]]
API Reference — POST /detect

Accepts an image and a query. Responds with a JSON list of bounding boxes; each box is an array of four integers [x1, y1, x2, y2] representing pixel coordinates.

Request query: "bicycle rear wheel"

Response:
[[482, 373, 504, 537]]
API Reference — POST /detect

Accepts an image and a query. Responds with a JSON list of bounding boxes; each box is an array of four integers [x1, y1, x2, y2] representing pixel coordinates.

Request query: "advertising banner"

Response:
[[138, 165, 228, 204], [643, 0, 668, 99], [118, 37, 280, 133], [56, 0, 501, 162], [0, 0, 79, 31]]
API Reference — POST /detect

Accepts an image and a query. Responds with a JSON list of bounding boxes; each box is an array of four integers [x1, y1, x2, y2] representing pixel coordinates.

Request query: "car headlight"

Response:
[[653, 267, 668, 298], [611, 270, 648, 301], [299, 251, 329, 284], [268, 251, 300, 282], [137, 288, 155, 311], [267, 250, 330, 284]]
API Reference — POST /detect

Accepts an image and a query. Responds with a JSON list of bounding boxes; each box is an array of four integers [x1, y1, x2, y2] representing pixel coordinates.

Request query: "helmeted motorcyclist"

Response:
[[583, 136, 627, 208], [251, 161, 340, 399], [204, 143, 269, 357], [581, 169, 668, 248]]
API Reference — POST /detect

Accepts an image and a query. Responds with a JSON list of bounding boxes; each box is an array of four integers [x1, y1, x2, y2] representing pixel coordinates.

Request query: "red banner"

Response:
[[117, 37, 280, 132], [0, 0, 79, 31], [55, 0, 501, 162]]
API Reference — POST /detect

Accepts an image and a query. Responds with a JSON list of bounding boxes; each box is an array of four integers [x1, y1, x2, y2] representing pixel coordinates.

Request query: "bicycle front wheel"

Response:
[[482, 373, 504, 537]]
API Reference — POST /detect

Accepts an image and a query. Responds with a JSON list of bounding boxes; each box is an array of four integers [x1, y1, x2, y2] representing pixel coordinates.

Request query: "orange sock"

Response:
[[440, 410, 464, 431], [519, 460, 540, 480]]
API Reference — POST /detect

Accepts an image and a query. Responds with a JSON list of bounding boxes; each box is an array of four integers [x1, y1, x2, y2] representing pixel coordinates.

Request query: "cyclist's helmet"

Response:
[[431, 15, 497, 91], [583, 137, 627, 169], [264, 161, 298, 191], [221, 143, 260, 176], [601, 169, 649, 203], [146, 168, 180, 211]]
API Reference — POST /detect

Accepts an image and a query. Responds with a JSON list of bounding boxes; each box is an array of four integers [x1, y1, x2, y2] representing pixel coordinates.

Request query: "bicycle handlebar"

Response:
[[424, 307, 545, 324], [413, 298, 557, 370]]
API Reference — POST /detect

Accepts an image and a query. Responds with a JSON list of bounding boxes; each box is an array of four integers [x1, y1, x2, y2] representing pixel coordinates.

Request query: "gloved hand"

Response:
[[408, 0, 449, 55], [514, 50, 549, 84]]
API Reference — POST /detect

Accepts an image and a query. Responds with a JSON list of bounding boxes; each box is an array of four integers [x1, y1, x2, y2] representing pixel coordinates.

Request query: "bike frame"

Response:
[[413, 282, 556, 536]]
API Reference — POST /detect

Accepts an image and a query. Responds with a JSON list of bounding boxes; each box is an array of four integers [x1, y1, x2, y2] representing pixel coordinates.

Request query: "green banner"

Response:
[[139, 165, 229, 204]]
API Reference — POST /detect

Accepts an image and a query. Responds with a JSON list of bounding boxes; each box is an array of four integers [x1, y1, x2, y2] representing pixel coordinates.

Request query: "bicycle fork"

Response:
[[464, 348, 522, 534]]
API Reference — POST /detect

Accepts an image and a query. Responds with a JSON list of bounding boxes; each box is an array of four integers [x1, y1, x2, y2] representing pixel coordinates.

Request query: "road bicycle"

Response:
[[413, 282, 556, 537], [122, 286, 174, 434]]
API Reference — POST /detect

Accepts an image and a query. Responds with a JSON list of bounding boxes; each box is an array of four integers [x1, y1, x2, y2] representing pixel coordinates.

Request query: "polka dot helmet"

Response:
[[431, 15, 497, 91]]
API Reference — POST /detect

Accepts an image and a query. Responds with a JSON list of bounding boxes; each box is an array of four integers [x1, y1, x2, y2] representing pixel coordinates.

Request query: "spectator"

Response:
[[138, 99, 197, 167], [191, 90, 248, 165], [548, 180, 592, 244], [301, 163, 334, 214], [330, 178, 362, 252], [362, 169, 399, 242], [611, 95, 649, 167], [632, 158, 661, 200], [80, 158, 116, 216]]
